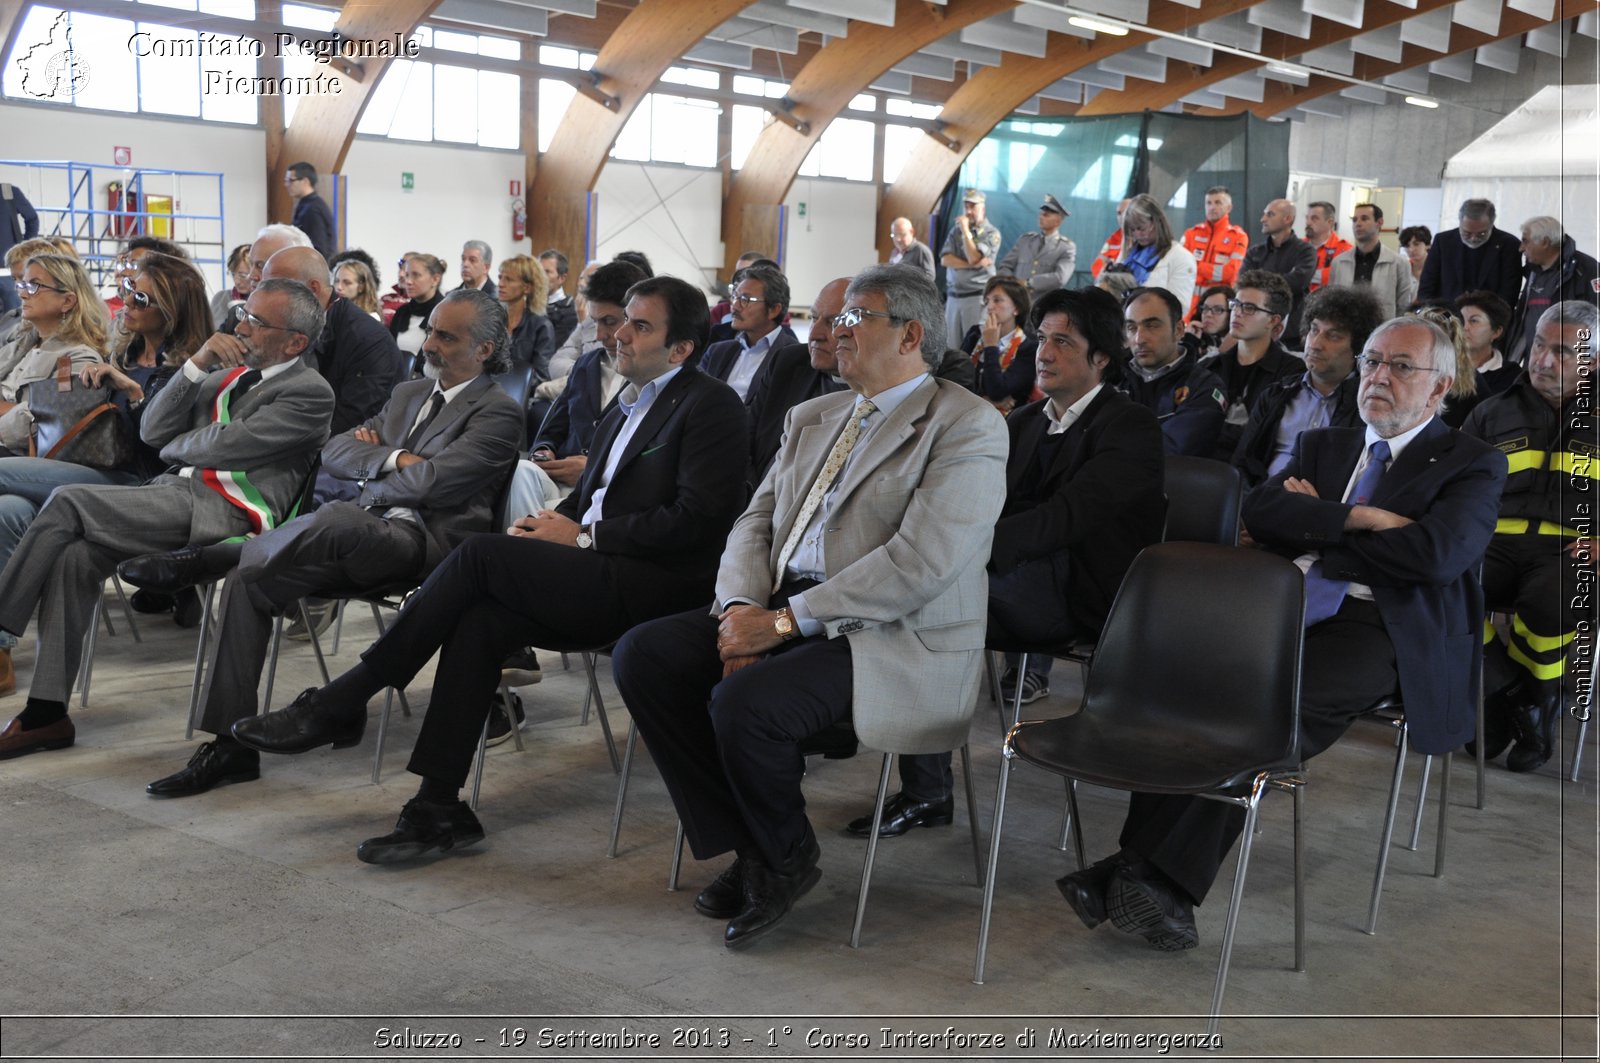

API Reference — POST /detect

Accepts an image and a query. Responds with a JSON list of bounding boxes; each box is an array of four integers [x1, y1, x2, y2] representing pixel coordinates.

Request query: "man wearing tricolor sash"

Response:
[[0, 278, 334, 760]]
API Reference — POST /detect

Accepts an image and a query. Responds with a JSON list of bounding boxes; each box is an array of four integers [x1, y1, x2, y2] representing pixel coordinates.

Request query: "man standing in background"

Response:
[[887, 218, 935, 278], [941, 189, 1002, 341], [284, 163, 335, 261], [998, 194, 1076, 295]]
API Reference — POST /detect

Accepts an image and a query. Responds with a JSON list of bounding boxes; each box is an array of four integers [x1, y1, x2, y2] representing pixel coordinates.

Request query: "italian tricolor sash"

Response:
[[199, 367, 275, 534]]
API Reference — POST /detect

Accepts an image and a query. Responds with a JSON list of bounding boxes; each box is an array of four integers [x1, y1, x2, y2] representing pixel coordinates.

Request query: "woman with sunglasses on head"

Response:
[[0, 253, 214, 657]]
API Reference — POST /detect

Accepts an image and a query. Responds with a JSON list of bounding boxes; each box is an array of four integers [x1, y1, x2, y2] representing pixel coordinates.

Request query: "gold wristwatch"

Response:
[[773, 606, 799, 641]]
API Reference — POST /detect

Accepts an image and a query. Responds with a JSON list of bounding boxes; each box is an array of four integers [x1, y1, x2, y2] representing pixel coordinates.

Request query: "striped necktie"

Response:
[[772, 399, 877, 592]]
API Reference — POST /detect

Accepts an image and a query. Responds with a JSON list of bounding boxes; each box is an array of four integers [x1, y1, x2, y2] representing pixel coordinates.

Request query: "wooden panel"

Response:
[[269, 0, 444, 229], [741, 204, 785, 270], [874, 0, 1264, 263], [527, 0, 755, 254], [544, 191, 595, 270], [720, 0, 1017, 283]]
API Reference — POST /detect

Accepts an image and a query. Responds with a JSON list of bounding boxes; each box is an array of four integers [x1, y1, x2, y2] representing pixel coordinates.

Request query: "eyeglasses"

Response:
[[729, 293, 770, 307], [1199, 303, 1229, 316], [831, 307, 906, 330], [17, 278, 68, 296], [1357, 354, 1439, 380], [238, 309, 304, 336], [119, 277, 153, 309], [1227, 299, 1277, 318]]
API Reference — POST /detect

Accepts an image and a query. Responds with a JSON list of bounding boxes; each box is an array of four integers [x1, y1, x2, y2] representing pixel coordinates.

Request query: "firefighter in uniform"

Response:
[[1461, 299, 1598, 773], [997, 194, 1077, 295]]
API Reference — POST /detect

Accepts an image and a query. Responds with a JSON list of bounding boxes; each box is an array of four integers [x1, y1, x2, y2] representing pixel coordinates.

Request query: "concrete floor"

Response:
[[0, 589, 1595, 1061]]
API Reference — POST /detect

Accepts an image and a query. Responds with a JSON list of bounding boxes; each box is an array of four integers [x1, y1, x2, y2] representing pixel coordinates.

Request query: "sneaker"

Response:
[[284, 599, 336, 642], [501, 647, 543, 687], [999, 668, 1049, 706], [484, 690, 525, 748]]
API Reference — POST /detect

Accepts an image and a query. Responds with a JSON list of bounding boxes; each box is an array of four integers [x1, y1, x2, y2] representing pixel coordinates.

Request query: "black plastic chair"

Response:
[[974, 543, 1307, 1038]]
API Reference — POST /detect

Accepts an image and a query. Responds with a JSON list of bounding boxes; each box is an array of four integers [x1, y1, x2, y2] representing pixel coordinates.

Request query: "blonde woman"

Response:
[[1116, 193, 1197, 310], [1, 237, 67, 345], [497, 253, 556, 380], [0, 253, 108, 455], [332, 259, 382, 320]]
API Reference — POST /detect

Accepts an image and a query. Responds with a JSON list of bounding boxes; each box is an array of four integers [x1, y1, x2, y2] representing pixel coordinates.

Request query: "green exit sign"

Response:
[[401, 172, 415, 192], [797, 201, 807, 218]]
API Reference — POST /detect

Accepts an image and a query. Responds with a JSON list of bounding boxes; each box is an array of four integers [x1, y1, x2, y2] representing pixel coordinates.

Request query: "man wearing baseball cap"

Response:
[[940, 188, 1003, 341], [999, 193, 1077, 296]]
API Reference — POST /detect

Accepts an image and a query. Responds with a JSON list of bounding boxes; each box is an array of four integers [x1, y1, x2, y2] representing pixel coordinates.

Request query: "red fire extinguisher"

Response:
[[511, 199, 526, 243]]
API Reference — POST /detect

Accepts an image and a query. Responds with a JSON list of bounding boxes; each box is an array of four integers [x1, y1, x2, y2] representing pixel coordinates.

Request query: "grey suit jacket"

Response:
[[139, 358, 335, 542], [321, 374, 522, 568], [716, 375, 1008, 754]]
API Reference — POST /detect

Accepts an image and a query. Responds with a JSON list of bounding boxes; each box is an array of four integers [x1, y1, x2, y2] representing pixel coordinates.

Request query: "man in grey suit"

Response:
[[612, 264, 1009, 950], [135, 288, 523, 797], [0, 279, 335, 760]]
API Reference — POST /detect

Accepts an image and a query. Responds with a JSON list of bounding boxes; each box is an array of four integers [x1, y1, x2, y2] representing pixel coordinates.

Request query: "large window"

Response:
[[797, 115, 874, 182]]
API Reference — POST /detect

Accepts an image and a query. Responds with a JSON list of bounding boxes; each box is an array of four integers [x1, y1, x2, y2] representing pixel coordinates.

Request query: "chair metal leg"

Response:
[[1405, 754, 1432, 852], [1066, 779, 1086, 871], [1366, 724, 1409, 935], [983, 649, 1000, 707], [973, 738, 1017, 984], [1009, 652, 1030, 731], [850, 754, 895, 948], [497, 681, 524, 752], [368, 603, 409, 717], [371, 687, 395, 784], [79, 591, 103, 708], [469, 715, 490, 810], [1292, 781, 1306, 973], [1433, 752, 1451, 878], [560, 652, 570, 670], [328, 599, 345, 656], [1476, 680, 1487, 808], [261, 613, 286, 715], [302, 600, 332, 686], [580, 651, 599, 726], [607, 723, 640, 857], [959, 743, 982, 884], [1207, 791, 1264, 1040], [110, 575, 141, 643], [184, 582, 218, 740], [669, 821, 685, 891], [590, 683, 620, 774]]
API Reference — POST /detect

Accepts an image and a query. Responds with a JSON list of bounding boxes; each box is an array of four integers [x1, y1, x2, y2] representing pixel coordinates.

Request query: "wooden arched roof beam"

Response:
[[528, 0, 758, 256], [1074, 0, 1460, 116], [874, 0, 1267, 263], [0, 0, 25, 73], [721, 0, 1019, 282], [269, 0, 445, 228], [1217, 0, 1592, 119]]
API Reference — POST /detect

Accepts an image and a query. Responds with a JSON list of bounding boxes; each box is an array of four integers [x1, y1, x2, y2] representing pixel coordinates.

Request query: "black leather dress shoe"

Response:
[[1054, 853, 1126, 930], [724, 833, 822, 949], [231, 688, 365, 755], [119, 546, 215, 594], [1507, 690, 1563, 773], [844, 792, 954, 838], [695, 858, 746, 919], [129, 589, 175, 615], [1106, 864, 1198, 952], [146, 741, 260, 798], [1467, 680, 1523, 761], [356, 797, 485, 864]]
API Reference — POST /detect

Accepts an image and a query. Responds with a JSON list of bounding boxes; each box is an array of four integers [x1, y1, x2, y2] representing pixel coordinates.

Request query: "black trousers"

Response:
[[1482, 534, 1587, 689], [612, 601, 853, 872], [900, 554, 1082, 801], [357, 532, 638, 789], [1118, 597, 1397, 905]]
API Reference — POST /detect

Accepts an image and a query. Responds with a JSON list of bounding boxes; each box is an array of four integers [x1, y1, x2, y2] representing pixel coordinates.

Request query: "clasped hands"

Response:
[[716, 603, 785, 678], [506, 510, 582, 545]]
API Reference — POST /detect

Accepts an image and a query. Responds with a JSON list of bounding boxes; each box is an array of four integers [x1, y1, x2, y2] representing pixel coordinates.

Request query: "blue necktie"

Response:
[[1302, 439, 1392, 627]]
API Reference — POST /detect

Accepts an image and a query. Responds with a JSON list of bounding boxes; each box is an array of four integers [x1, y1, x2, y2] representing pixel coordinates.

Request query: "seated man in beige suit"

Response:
[[612, 264, 1009, 950]]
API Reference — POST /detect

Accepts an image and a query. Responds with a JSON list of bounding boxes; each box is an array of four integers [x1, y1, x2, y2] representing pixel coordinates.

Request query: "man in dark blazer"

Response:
[[233, 276, 750, 863], [285, 162, 335, 262], [1057, 314, 1506, 953], [1417, 198, 1524, 308], [134, 289, 523, 797], [849, 286, 1165, 838], [699, 263, 799, 401], [0, 279, 336, 760], [745, 278, 850, 482]]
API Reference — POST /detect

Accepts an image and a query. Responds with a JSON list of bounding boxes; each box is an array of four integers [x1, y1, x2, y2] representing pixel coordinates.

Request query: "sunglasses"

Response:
[[119, 277, 153, 309]]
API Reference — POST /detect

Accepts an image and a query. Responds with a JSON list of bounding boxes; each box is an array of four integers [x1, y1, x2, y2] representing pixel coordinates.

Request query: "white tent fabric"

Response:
[[1441, 84, 1599, 253]]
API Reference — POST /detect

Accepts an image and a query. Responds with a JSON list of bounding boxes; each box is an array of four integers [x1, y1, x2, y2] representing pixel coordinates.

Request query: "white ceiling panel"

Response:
[[1429, 52, 1475, 80], [921, 33, 1002, 68], [1508, 0, 1557, 18], [1349, 24, 1403, 63], [1196, 12, 1263, 51], [1013, 96, 1041, 115], [1451, 0, 1502, 36], [1298, 97, 1349, 118], [960, 13, 1050, 58], [435, 0, 549, 34], [1071, 0, 1149, 21], [1213, 72, 1267, 102], [1247, 0, 1312, 38], [1261, 63, 1310, 85], [683, 40, 753, 69], [1338, 82, 1391, 105], [1580, 11, 1600, 40], [1180, 89, 1228, 109], [1296, 42, 1356, 76], [1098, 47, 1167, 83], [516, 0, 594, 15], [1399, 7, 1454, 52], [742, 1, 848, 37], [1382, 67, 1430, 93], [1071, 65, 1127, 91], [1475, 37, 1522, 73], [1146, 36, 1213, 65], [784, 0, 895, 28], [1525, 23, 1570, 58], [890, 53, 956, 81], [708, 18, 799, 54], [1302, 0, 1366, 30], [1037, 79, 1083, 104], [868, 71, 912, 94]]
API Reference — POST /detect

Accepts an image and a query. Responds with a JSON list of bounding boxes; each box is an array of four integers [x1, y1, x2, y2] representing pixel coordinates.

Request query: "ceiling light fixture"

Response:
[[1404, 95, 1439, 108]]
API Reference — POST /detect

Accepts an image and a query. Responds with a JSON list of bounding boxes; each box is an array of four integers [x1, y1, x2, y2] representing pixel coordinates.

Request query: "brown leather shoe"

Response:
[[0, 715, 74, 760], [0, 649, 14, 697]]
